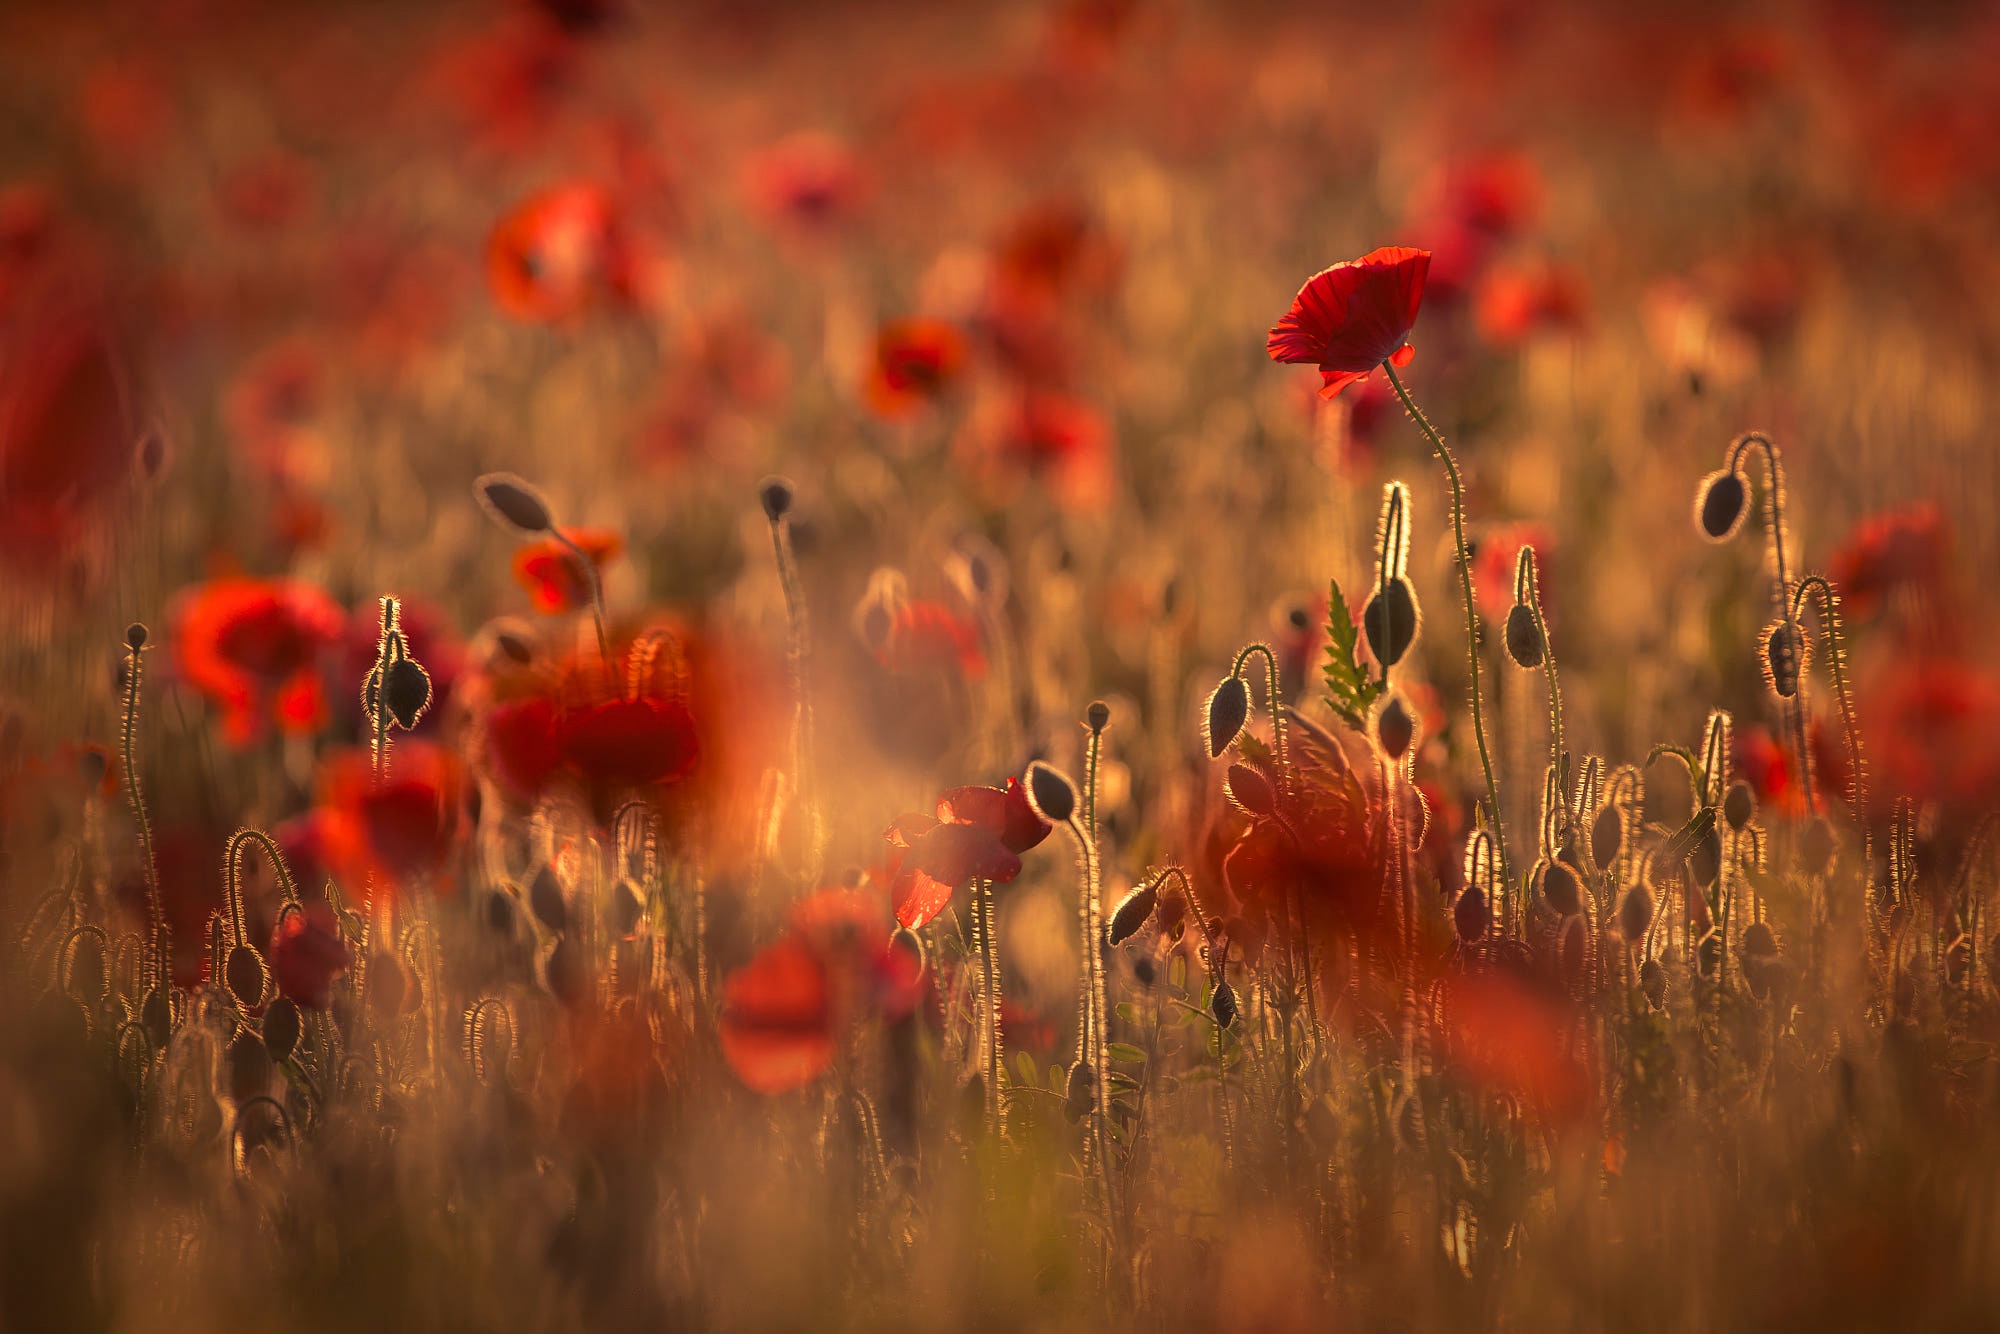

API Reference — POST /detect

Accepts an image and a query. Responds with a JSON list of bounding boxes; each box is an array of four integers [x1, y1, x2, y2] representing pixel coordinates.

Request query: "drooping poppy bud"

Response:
[[1026, 761, 1077, 824], [1453, 884, 1492, 942], [1504, 603, 1544, 668], [1724, 781, 1755, 830], [1224, 763, 1277, 818], [1617, 884, 1654, 942], [1696, 469, 1747, 542], [1539, 859, 1584, 917], [1376, 695, 1415, 760], [1210, 978, 1238, 1028], [1205, 676, 1249, 759], [474, 472, 554, 534], [1761, 620, 1803, 699], [1106, 881, 1159, 946]]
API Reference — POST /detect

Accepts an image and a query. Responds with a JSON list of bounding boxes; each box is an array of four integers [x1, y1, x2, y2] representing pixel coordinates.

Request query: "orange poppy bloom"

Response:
[[511, 526, 622, 613]]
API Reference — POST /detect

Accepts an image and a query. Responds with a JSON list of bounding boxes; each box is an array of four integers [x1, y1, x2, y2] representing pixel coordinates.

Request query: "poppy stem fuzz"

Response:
[[1382, 361, 1513, 897], [120, 623, 167, 1002], [1722, 432, 1816, 819], [1514, 546, 1565, 797], [1227, 643, 1291, 799]]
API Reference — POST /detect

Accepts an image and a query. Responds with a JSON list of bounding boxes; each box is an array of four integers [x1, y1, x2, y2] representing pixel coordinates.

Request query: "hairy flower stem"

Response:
[[120, 632, 166, 999], [1384, 362, 1513, 894], [1730, 432, 1815, 816], [1793, 576, 1868, 832], [1518, 548, 1564, 791], [223, 828, 299, 949], [975, 877, 1002, 1138], [766, 506, 823, 885], [1229, 643, 1291, 799], [1064, 810, 1112, 1222]]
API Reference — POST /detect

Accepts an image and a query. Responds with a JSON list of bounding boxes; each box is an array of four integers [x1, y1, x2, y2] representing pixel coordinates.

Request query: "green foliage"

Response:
[[1323, 575, 1385, 728]]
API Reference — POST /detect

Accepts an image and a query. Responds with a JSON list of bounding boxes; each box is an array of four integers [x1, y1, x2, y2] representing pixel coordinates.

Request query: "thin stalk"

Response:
[[766, 507, 823, 883], [1518, 548, 1564, 788], [1729, 432, 1814, 815], [552, 529, 614, 672], [1383, 362, 1512, 893], [120, 631, 165, 997], [1230, 643, 1291, 799]]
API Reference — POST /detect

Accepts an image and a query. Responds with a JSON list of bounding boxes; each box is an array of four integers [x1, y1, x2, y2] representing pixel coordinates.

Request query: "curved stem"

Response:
[[552, 529, 613, 672], [223, 828, 300, 950], [1792, 576, 1867, 824], [1728, 432, 1815, 815], [1519, 548, 1564, 793], [1383, 362, 1512, 894], [1230, 643, 1291, 800]]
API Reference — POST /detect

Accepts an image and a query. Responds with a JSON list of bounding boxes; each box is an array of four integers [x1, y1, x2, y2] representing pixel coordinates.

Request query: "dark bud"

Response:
[[125, 622, 148, 651], [1209, 978, 1238, 1029], [77, 749, 108, 790], [1106, 881, 1160, 946], [1086, 700, 1111, 734], [1453, 884, 1491, 942], [262, 997, 301, 1061], [1800, 818, 1835, 876], [1224, 764, 1277, 818], [1362, 577, 1419, 668], [474, 472, 554, 534], [1504, 603, 1545, 668], [368, 953, 409, 1020], [1063, 1059, 1095, 1122], [1618, 884, 1654, 942], [225, 944, 269, 1010], [495, 629, 534, 664], [609, 879, 645, 937], [228, 1030, 273, 1103], [1539, 859, 1584, 917], [383, 658, 432, 730], [530, 866, 568, 934], [1026, 762, 1077, 824], [484, 890, 519, 936], [1761, 621, 1803, 699], [758, 475, 794, 522], [141, 987, 173, 1048], [69, 933, 108, 1008], [136, 425, 168, 479], [1724, 782, 1755, 831], [1689, 820, 1722, 889], [1741, 921, 1778, 959], [1376, 695, 1415, 761], [1696, 468, 1748, 541], [545, 939, 588, 1008], [1640, 957, 1667, 1008], [1206, 675, 1250, 759]]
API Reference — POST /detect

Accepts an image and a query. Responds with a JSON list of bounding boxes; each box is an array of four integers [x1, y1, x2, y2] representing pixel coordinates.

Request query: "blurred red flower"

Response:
[[1267, 247, 1430, 400], [486, 182, 639, 323], [741, 132, 871, 236], [1735, 724, 1800, 815], [1856, 656, 2000, 820], [1471, 521, 1555, 623], [0, 308, 130, 573], [316, 740, 466, 898], [1828, 503, 1947, 625], [855, 591, 986, 679], [1473, 262, 1588, 344], [863, 318, 967, 419], [884, 777, 1052, 929], [963, 391, 1114, 511], [172, 577, 345, 746], [224, 339, 325, 483], [270, 902, 352, 1010], [512, 526, 622, 613]]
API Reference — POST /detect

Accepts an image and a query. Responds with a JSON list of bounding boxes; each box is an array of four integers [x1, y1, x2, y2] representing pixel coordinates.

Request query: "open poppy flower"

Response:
[[1267, 247, 1430, 400], [863, 318, 967, 419], [486, 181, 638, 323], [885, 776, 1051, 929], [270, 901, 352, 1010], [720, 886, 922, 1094], [316, 740, 466, 898], [172, 576, 346, 746], [512, 526, 622, 613]]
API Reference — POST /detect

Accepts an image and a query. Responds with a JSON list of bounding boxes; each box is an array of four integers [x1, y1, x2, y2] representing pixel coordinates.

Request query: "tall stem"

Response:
[[1230, 643, 1291, 800], [1729, 433, 1815, 816], [767, 510, 822, 884], [1383, 363, 1512, 894], [120, 633, 165, 997], [552, 529, 613, 672]]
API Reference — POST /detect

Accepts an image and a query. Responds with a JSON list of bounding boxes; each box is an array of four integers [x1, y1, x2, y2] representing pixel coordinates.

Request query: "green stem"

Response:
[[1383, 362, 1512, 894]]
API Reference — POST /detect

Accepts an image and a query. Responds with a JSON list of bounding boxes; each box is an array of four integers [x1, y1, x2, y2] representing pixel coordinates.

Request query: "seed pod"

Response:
[[1086, 700, 1111, 733], [1106, 881, 1159, 946], [1696, 468, 1748, 541], [1504, 603, 1544, 668], [1224, 764, 1277, 818], [141, 987, 173, 1048], [1640, 957, 1667, 1008], [1539, 859, 1584, 917], [758, 475, 794, 521], [1617, 884, 1654, 941], [474, 472, 555, 534], [1362, 577, 1419, 668], [1800, 818, 1835, 876], [383, 658, 432, 730], [1689, 820, 1722, 889], [1205, 676, 1250, 759], [225, 944, 269, 1010], [1741, 921, 1778, 959], [529, 866, 568, 934], [1210, 978, 1239, 1028], [1026, 762, 1077, 824], [1453, 884, 1492, 942], [1376, 696, 1415, 761], [1723, 782, 1755, 831], [250, 983, 298, 1057], [1761, 621, 1803, 699], [228, 1030, 273, 1103], [125, 622, 149, 651]]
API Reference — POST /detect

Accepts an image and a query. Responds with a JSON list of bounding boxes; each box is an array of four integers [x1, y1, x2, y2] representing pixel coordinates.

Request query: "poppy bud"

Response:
[[228, 1030, 273, 1103], [474, 472, 555, 534], [1453, 884, 1491, 942], [125, 622, 148, 651], [1064, 1058, 1095, 1111], [1539, 859, 1583, 917], [1376, 696, 1415, 761], [383, 658, 432, 730], [1209, 978, 1238, 1029], [609, 879, 644, 937], [1504, 603, 1544, 668], [1761, 621, 1803, 699], [1618, 884, 1654, 942], [1224, 764, 1277, 818], [1696, 468, 1748, 542], [530, 866, 567, 934], [1130, 955, 1156, 987], [1106, 881, 1159, 946], [141, 987, 173, 1048], [484, 891, 519, 936], [1640, 957, 1667, 1008], [1800, 818, 1835, 876], [1742, 921, 1778, 959], [1205, 676, 1250, 759], [545, 938, 588, 1007], [1689, 820, 1722, 889], [69, 933, 107, 1008], [1086, 700, 1111, 734], [368, 953, 409, 1020], [226, 943, 269, 1010], [495, 628, 534, 664], [1026, 762, 1077, 824], [1362, 577, 1419, 668], [759, 475, 794, 521], [262, 996, 301, 1061], [1724, 782, 1755, 831]]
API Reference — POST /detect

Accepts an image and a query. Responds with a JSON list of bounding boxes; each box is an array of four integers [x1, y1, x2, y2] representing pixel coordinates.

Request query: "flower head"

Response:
[[512, 525, 622, 613], [486, 181, 638, 323], [863, 318, 967, 419], [316, 740, 466, 898], [885, 777, 1052, 928], [1267, 247, 1430, 400], [270, 902, 352, 1009], [172, 576, 346, 746]]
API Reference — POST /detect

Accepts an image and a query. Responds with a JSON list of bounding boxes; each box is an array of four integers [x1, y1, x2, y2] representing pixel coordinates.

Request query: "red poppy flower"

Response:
[[1735, 724, 1800, 814], [0, 309, 130, 571], [1267, 247, 1431, 400], [741, 132, 870, 235], [720, 887, 920, 1094], [1857, 656, 2000, 820], [1438, 964, 1591, 1124], [512, 526, 622, 613], [886, 777, 1052, 929], [317, 740, 465, 897], [961, 391, 1114, 511], [172, 577, 346, 746], [1829, 503, 1947, 625], [863, 318, 967, 419], [856, 593, 987, 678], [1471, 521, 1556, 623], [486, 181, 638, 323], [988, 197, 1120, 319], [270, 902, 352, 1009], [1473, 263, 1588, 345]]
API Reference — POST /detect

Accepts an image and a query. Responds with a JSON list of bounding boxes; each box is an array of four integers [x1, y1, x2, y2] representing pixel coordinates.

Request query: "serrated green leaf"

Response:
[[1323, 575, 1385, 728]]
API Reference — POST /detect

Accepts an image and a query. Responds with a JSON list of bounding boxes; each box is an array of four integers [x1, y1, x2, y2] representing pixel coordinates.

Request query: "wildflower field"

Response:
[[5, 1, 2000, 1329]]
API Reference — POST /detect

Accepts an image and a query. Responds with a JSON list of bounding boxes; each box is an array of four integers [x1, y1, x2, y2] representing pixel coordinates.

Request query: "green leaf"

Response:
[[1015, 1051, 1039, 1088], [1106, 1043, 1149, 1065], [1323, 575, 1385, 728]]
